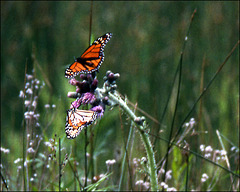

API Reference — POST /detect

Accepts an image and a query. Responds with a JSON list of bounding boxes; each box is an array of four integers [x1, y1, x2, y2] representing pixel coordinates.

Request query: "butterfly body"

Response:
[[65, 33, 112, 78], [65, 109, 97, 139]]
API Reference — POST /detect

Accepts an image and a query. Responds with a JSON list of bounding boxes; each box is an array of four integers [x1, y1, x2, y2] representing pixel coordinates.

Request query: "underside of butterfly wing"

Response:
[[65, 109, 97, 139]]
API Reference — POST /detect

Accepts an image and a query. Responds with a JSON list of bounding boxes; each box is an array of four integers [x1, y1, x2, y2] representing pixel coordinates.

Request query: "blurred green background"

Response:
[[1, 1, 239, 189]]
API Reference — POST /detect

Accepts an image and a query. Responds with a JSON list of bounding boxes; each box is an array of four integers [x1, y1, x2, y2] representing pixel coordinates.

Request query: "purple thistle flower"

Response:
[[81, 92, 96, 105], [91, 78, 98, 91], [80, 74, 88, 80], [91, 105, 104, 118], [69, 78, 80, 86], [70, 98, 82, 109], [78, 81, 90, 94]]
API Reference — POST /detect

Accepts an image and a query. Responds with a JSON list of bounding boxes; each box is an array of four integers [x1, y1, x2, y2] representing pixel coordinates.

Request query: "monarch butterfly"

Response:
[[65, 33, 112, 78], [65, 108, 97, 139]]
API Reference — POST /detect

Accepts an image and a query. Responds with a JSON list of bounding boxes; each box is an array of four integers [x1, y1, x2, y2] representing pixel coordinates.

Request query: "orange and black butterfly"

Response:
[[65, 33, 112, 78], [65, 108, 97, 139]]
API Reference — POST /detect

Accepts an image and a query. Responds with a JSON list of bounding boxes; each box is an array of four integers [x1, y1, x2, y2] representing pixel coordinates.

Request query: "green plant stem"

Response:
[[118, 121, 134, 191], [108, 92, 158, 191], [59, 138, 61, 192]]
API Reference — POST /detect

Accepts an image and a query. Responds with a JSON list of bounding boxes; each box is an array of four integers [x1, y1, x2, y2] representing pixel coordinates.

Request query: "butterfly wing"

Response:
[[65, 109, 97, 139], [65, 33, 112, 78]]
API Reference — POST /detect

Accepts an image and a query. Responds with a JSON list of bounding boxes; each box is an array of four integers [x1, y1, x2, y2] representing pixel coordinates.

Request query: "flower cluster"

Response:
[[200, 173, 209, 183], [199, 144, 228, 163], [19, 73, 45, 127], [67, 71, 120, 118], [0, 147, 10, 154]]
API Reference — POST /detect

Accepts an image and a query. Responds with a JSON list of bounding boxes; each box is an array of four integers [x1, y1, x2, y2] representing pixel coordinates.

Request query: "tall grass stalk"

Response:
[[59, 138, 61, 191], [171, 40, 240, 148], [22, 60, 28, 191], [84, 128, 88, 188], [163, 9, 197, 182], [108, 92, 158, 191], [216, 130, 235, 191], [118, 119, 134, 191]]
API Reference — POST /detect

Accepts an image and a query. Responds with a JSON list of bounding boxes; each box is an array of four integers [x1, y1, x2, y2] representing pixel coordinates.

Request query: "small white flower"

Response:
[[17, 165, 22, 170], [30, 177, 34, 182], [93, 176, 98, 182], [201, 173, 209, 183], [133, 158, 140, 166], [158, 168, 165, 174], [44, 141, 52, 147], [205, 146, 213, 153], [143, 181, 150, 189], [221, 156, 226, 161], [27, 147, 35, 153], [26, 74, 33, 80], [214, 149, 220, 154], [200, 144, 205, 152], [220, 150, 227, 156], [106, 159, 116, 166], [0, 147, 10, 154], [19, 90, 25, 98], [29, 111, 34, 115], [25, 115, 31, 119], [45, 104, 50, 108], [189, 118, 195, 128], [81, 177, 91, 183], [14, 158, 22, 164], [33, 173, 37, 177], [52, 104, 56, 108], [24, 160, 29, 167], [204, 153, 211, 158], [160, 182, 168, 189], [32, 100, 37, 108], [166, 170, 172, 180], [135, 180, 144, 185], [26, 88, 33, 95], [202, 173, 209, 179], [24, 100, 31, 107], [25, 82, 30, 88], [230, 146, 236, 151], [35, 85, 39, 89], [46, 164, 50, 168], [33, 113, 40, 119], [141, 157, 147, 163], [167, 187, 177, 191]]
